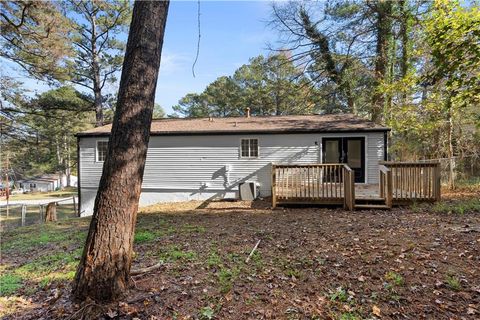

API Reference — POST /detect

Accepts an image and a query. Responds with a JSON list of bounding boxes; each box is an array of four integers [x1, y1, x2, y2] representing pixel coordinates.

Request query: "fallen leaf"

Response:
[[467, 307, 476, 315], [106, 309, 118, 318], [372, 305, 381, 317]]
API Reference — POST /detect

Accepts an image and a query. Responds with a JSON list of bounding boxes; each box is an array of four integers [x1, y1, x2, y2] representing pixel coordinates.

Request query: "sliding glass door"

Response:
[[322, 137, 365, 183]]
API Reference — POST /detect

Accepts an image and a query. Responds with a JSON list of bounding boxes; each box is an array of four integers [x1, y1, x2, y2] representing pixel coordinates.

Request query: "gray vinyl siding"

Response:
[[79, 131, 384, 214]]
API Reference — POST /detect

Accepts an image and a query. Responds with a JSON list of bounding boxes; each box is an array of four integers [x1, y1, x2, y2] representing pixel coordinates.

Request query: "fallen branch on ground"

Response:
[[130, 262, 164, 276], [245, 240, 261, 263]]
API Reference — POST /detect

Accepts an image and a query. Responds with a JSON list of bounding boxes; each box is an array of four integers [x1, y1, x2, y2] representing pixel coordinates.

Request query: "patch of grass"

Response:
[[16, 250, 80, 276], [207, 251, 221, 268], [0, 274, 23, 296], [217, 267, 240, 294], [454, 178, 480, 191], [248, 250, 263, 269], [385, 271, 404, 286], [227, 252, 243, 264], [1, 249, 81, 295], [181, 224, 206, 233], [446, 275, 461, 291], [410, 201, 424, 213], [134, 230, 157, 243], [0, 220, 88, 253], [339, 312, 360, 320], [329, 287, 348, 302], [432, 199, 480, 215], [166, 226, 177, 235], [284, 267, 302, 279], [199, 306, 215, 320], [159, 246, 197, 262], [8, 188, 77, 201]]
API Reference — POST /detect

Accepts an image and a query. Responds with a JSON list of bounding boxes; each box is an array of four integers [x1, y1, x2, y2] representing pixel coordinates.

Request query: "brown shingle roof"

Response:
[[77, 113, 389, 136]]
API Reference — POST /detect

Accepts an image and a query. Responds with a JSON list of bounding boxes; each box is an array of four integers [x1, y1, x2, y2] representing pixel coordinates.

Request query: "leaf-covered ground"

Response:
[[0, 188, 479, 319]]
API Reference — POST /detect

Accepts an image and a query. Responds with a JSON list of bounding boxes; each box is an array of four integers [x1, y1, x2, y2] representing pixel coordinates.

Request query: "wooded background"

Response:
[[1, 0, 479, 187]]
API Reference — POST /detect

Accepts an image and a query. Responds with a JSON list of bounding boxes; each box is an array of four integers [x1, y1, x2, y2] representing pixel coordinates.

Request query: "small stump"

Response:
[[45, 202, 57, 222]]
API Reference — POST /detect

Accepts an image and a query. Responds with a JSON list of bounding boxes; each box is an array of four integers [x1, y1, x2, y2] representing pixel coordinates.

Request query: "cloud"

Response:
[[160, 51, 190, 75]]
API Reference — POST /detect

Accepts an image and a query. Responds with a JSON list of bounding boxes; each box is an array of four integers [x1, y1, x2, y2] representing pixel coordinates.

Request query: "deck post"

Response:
[[343, 167, 348, 210], [435, 162, 441, 201], [342, 166, 355, 211], [379, 173, 384, 198], [271, 164, 277, 208], [386, 169, 393, 208], [350, 170, 355, 210]]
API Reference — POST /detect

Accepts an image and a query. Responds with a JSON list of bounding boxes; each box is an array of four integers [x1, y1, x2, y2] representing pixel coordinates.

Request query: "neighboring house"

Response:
[[17, 174, 78, 192], [18, 175, 61, 192], [76, 113, 390, 216], [62, 175, 78, 188]]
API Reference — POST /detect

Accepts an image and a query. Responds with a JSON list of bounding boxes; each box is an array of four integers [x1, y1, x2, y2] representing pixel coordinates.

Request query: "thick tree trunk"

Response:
[[72, 0, 169, 302], [371, 0, 393, 123]]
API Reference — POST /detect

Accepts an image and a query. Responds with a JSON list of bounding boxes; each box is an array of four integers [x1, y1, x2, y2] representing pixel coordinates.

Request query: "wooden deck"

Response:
[[271, 162, 441, 210], [355, 184, 381, 199]]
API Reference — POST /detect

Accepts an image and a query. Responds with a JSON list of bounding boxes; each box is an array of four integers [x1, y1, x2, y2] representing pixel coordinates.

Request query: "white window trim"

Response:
[[239, 138, 260, 159], [96, 140, 109, 163]]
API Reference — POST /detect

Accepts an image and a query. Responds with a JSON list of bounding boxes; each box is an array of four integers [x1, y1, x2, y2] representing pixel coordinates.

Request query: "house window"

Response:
[[96, 140, 108, 162], [240, 139, 259, 158]]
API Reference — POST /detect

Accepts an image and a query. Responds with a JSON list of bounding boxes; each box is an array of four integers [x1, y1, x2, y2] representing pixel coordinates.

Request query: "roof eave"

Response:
[[76, 127, 391, 137]]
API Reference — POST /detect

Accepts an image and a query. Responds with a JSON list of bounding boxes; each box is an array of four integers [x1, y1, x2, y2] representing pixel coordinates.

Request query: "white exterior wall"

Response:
[[27, 181, 54, 192], [79, 132, 385, 216]]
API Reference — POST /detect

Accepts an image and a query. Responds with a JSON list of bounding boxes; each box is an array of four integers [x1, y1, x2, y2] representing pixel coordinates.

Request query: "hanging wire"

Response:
[[192, 0, 201, 78]]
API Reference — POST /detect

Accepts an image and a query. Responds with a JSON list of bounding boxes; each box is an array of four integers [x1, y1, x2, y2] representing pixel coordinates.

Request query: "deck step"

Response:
[[355, 204, 391, 210]]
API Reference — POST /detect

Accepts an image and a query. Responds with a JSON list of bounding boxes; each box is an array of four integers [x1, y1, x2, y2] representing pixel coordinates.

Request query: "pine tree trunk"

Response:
[[91, 13, 104, 127], [371, 0, 393, 123], [72, 0, 169, 302]]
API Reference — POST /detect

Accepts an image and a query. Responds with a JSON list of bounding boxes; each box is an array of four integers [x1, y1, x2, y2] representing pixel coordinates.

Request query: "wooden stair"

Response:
[[355, 204, 391, 210], [354, 197, 391, 210]]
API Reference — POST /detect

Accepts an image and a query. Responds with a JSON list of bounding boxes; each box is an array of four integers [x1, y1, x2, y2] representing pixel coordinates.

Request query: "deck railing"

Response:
[[271, 164, 355, 210], [271, 161, 441, 210], [343, 166, 355, 211], [380, 161, 441, 202], [379, 165, 393, 208]]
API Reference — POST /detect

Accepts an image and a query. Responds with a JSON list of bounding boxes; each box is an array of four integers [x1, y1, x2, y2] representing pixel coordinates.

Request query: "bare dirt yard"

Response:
[[1, 187, 479, 319]]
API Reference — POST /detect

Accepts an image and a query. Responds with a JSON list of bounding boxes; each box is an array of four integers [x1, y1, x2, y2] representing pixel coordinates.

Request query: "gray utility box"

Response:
[[239, 182, 260, 200]]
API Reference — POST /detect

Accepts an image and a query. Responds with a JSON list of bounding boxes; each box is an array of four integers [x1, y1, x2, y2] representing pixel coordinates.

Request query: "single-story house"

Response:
[[76, 113, 390, 216], [18, 174, 61, 192], [17, 174, 78, 192]]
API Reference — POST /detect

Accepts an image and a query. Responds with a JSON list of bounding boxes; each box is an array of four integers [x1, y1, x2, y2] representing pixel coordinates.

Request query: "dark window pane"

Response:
[[250, 139, 258, 157], [241, 139, 249, 157], [97, 141, 108, 162]]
